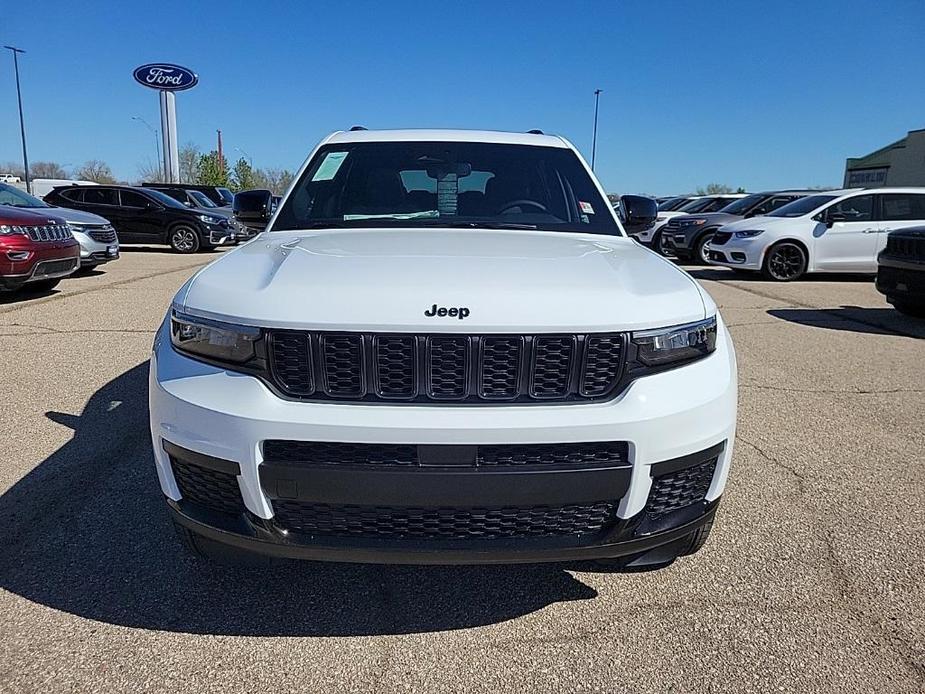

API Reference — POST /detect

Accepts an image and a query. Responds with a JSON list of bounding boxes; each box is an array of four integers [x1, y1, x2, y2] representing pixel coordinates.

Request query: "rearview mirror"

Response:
[[619, 195, 658, 227], [233, 189, 273, 223]]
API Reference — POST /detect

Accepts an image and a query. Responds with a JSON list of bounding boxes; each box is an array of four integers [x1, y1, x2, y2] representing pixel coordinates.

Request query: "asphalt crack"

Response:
[[740, 382, 924, 395]]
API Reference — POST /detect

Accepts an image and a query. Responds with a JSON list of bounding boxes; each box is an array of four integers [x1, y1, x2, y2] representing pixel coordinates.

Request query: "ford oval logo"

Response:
[[133, 63, 198, 92]]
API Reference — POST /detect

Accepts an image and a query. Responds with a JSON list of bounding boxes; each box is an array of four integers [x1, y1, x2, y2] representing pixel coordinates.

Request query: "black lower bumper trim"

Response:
[[166, 497, 718, 565]]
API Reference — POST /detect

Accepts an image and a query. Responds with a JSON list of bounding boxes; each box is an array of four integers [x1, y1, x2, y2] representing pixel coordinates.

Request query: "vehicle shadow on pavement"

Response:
[[685, 267, 875, 283], [768, 307, 925, 338], [0, 363, 598, 637]]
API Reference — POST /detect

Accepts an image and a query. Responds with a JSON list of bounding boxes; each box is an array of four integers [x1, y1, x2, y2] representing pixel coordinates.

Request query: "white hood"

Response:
[[176, 228, 709, 333]]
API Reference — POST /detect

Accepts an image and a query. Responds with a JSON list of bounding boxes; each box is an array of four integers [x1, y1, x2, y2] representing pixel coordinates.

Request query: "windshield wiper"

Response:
[[419, 221, 538, 230]]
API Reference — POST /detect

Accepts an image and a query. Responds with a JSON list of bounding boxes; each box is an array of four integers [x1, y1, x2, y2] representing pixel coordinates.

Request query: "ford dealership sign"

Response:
[[133, 63, 198, 91]]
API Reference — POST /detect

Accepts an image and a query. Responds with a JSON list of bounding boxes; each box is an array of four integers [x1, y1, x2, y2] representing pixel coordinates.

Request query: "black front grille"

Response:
[[711, 231, 732, 245], [170, 457, 244, 514], [266, 331, 625, 404], [271, 501, 619, 539], [33, 258, 78, 277], [885, 233, 925, 260], [645, 458, 717, 517], [88, 227, 117, 243], [262, 440, 629, 467]]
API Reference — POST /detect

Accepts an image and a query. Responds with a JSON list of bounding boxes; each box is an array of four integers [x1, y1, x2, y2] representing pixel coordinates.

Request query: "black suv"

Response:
[[141, 182, 234, 208], [45, 185, 235, 253], [876, 226, 925, 317]]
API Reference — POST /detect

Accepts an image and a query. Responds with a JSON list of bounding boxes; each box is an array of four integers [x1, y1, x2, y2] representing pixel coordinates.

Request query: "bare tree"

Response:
[[31, 161, 68, 178], [256, 167, 295, 194], [136, 158, 162, 183], [695, 183, 734, 195], [73, 160, 116, 183], [179, 142, 201, 183], [0, 162, 25, 178]]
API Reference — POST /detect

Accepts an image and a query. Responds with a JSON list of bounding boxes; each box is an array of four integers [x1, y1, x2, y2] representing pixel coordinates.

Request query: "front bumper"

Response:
[[706, 237, 765, 271], [149, 316, 737, 563], [0, 240, 80, 289], [876, 256, 925, 303], [71, 231, 119, 266]]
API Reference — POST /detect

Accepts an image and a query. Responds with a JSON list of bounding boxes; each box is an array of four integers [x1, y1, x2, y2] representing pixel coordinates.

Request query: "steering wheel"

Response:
[[498, 199, 547, 214]]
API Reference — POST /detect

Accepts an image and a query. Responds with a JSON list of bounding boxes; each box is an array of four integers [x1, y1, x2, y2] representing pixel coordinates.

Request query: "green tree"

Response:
[[196, 151, 229, 186], [231, 157, 259, 191], [695, 183, 734, 195]]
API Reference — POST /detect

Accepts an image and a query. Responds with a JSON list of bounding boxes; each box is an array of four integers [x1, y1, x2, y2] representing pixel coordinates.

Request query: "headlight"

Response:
[[67, 223, 88, 234], [630, 316, 717, 368], [198, 214, 223, 224], [0, 225, 26, 236], [170, 311, 260, 364], [733, 229, 764, 238]]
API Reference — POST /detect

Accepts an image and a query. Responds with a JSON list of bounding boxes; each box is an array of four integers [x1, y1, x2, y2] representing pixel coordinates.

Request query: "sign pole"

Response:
[[159, 90, 180, 183], [134, 63, 197, 184]]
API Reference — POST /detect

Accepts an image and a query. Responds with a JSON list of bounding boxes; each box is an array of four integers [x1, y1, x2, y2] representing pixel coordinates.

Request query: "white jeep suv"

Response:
[[707, 187, 925, 280], [149, 129, 737, 566]]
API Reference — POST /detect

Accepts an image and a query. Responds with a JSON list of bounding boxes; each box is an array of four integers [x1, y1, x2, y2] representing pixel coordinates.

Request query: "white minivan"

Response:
[[706, 187, 925, 281]]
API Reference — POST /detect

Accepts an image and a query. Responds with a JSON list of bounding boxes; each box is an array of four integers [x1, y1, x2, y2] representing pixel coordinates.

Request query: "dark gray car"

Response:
[[661, 191, 816, 263]]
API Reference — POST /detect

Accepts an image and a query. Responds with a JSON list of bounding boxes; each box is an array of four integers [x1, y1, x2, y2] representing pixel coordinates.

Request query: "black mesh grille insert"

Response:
[[479, 337, 523, 399], [322, 335, 364, 396], [264, 441, 419, 466], [262, 440, 629, 467], [272, 501, 619, 539], [374, 336, 416, 398], [711, 231, 732, 246], [270, 332, 313, 395], [263, 331, 625, 404], [428, 337, 469, 399], [645, 458, 717, 517], [581, 336, 623, 396], [170, 458, 243, 515], [531, 337, 576, 397]]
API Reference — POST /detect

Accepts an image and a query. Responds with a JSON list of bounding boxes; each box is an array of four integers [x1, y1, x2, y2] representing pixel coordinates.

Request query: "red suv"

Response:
[[0, 207, 80, 292]]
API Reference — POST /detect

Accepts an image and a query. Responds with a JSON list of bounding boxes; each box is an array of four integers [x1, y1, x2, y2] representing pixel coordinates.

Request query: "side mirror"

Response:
[[823, 211, 846, 228], [233, 189, 273, 223], [619, 195, 658, 227]]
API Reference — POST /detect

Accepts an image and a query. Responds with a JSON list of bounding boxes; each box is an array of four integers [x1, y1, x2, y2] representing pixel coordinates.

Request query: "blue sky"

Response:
[[4, 0, 924, 194]]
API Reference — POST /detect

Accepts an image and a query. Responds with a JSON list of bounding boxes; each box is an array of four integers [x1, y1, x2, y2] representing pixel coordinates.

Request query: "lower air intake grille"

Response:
[[170, 457, 243, 515], [271, 501, 619, 539], [645, 458, 717, 517]]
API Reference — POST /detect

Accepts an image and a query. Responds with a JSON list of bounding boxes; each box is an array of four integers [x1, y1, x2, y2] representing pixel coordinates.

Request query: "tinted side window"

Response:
[[704, 198, 731, 212], [880, 194, 925, 221], [83, 188, 119, 206], [828, 195, 874, 221], [751, 196, 796, 216], [120, 190, 151, 208], [59, 188, 84, 202]]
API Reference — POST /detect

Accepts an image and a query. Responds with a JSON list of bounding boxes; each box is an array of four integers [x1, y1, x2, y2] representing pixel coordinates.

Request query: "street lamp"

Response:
[[591, 89, 602, 171], [4, 46, 31, 194], [132, 116, 161, 181]]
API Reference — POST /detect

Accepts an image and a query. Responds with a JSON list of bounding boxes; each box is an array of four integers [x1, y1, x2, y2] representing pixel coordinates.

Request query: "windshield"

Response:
[[0, 183, 49, 208], [144, 189, 188, 210], [718, 194, 765, 216], [766, 194, 837, 217], [217, 188, 234, 204], [677, 198, 715, 213], [658, 196, 691, 212], [273, 141, 620, 235], [189, 190, 217, 208]]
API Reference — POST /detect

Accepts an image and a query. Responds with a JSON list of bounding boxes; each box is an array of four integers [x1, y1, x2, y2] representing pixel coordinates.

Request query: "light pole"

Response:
[[4, 46, 31, 194], [591, 88, 602, 171], [132, 116, 161, 181]]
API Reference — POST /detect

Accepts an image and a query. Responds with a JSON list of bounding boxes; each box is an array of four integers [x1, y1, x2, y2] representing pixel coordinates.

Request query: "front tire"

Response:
[[693, 231, 716, 265], [762, 241, 807, 281], [168, 225, 201, 254], [653, 229, 675, 257]]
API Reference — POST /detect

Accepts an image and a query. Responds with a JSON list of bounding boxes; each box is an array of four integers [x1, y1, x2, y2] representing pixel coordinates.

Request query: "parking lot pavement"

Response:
[[0, 253, 922, 693]]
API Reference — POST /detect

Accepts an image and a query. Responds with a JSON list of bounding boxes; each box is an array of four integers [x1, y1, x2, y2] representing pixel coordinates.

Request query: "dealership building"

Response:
[[844, 128, 925, 187]]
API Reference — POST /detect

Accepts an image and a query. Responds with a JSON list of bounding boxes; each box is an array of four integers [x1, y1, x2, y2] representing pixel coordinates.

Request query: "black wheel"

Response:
[[653, 229, 675, 257], [693, 231, 716, 265], [762, 241, 807, 281], [890, 299, 925, 318], [168, 225, 201, 254], [171, 519, 271, 566], [28, 278, 62, 292]]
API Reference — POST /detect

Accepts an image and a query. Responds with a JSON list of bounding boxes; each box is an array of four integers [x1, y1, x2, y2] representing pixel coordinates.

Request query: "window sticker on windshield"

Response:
[[579, 201, 595, 214], [312, 151, 349, 181]]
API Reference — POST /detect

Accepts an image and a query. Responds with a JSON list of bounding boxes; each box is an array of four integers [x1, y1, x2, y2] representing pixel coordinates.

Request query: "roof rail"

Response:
[[349, 125, 368, 131], [526, 129, 544, 135]]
